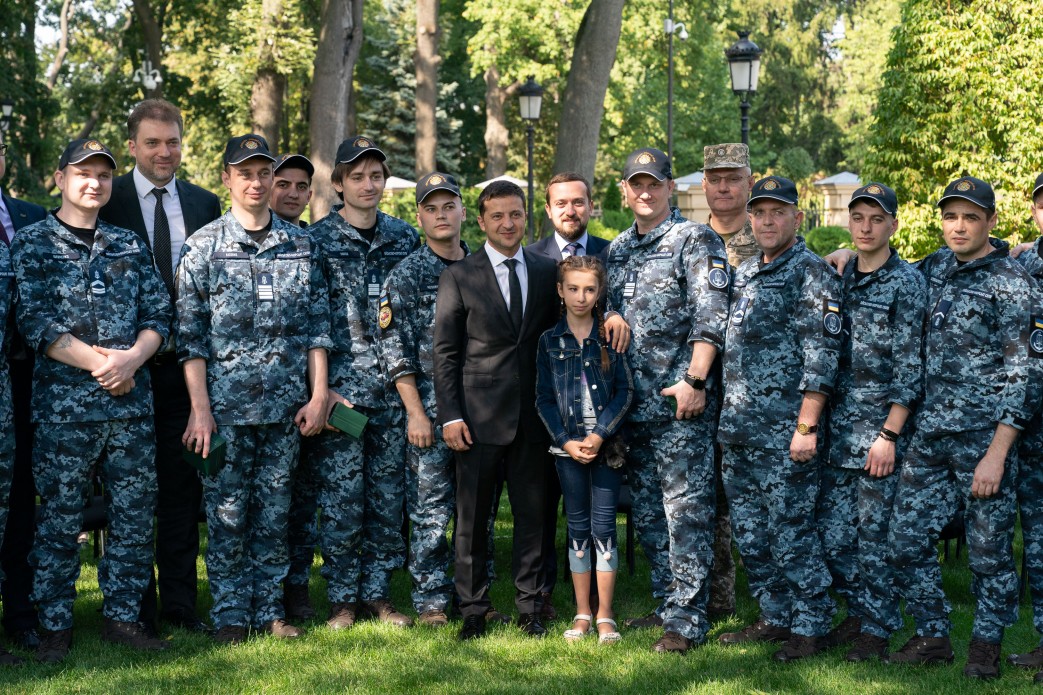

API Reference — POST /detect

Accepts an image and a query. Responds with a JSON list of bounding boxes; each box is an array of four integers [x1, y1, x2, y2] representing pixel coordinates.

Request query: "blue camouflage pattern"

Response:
[[0, 241, 15, 583]]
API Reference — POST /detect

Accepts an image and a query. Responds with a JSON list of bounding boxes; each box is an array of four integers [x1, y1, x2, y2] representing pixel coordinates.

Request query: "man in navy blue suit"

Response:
[[0, 128, 47, 655]]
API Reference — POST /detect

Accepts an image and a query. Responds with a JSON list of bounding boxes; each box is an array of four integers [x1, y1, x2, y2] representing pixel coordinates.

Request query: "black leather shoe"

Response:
[[163, 611, 211, 634], [458, 615, 486, 641], [8, 628, 40, 651], [517, 613, 547, 638]]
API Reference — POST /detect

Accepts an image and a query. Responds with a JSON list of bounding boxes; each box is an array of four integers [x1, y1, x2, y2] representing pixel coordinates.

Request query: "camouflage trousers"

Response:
[[889, 430, 1019, 644], [406, 434, 455, 613], [817, 464, 902, 638], [709, 444, 736, 616], [202, 422, 297, 629], [1019, 453, 1043, 645], [0, 446, 13, 584], [721, 445, 835, 637], [628, 419, 716, 643], [360, 409, 407, 600], [288, 427, 365, 603], [32, 418, 156, 631]]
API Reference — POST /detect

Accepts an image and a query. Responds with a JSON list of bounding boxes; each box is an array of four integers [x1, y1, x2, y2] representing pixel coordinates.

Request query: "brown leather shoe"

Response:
[[538, 592, 557, 622], [653, 631, 690, 654], [283, 583, 316, 622], [327, 603, 357, 630], [0, 645, 23, 667], [963, 639, 1001, 680], [1009, 645, 1043, 668], [773, 634, 822, 662], [417, 610, 449, 627], [845, 632, 889, 662], [624, 611, 664, 629], [821, 615, 861, 648], [213, 625, 248, 645], [260, 619, 303, 639], [886, 636, 954, 665], [485, 607, 513, 625], [360, 599, 413, 627], [101, 618, 170, 651], [35, 628, 72, 663], [718, 619, 790, 645]]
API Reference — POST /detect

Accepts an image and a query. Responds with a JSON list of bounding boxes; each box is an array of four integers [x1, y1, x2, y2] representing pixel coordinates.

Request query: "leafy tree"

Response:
[[864, 0, 1043, 258]]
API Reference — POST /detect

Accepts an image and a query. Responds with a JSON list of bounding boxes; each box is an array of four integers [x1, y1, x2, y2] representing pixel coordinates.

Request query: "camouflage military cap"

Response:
[[937, 175, 995, 212], [703, 143, 749, 171]]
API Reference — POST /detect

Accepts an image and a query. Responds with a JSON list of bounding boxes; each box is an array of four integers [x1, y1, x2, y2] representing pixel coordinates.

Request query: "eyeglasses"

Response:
[[0, 144, 8, 156]]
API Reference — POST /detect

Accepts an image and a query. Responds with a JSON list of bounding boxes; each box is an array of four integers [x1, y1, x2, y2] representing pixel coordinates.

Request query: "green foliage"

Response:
[[864, 0, 1043, 254], [804, 225, 851, 256], [587, 218, 622, 242], [601, 209, 633, 234], [777, 146, 815, 183]]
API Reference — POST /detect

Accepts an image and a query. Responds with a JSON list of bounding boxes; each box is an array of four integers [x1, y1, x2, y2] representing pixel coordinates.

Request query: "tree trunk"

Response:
[[414, 0, 440, 178], [546, 0, 625, 234], [250, 0, 286, 147], [45, 0, 74, 91], [483, 63, 517, 179], [309, 0, 364, 219], [131, 0, 165, 98]]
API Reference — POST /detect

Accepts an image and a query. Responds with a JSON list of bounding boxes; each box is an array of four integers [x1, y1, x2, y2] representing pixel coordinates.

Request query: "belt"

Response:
[[150, 351, 178, 366]]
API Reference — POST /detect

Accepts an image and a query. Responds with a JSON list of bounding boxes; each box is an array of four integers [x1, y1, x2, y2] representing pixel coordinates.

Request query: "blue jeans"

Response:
[[554, 455, 622, 573]]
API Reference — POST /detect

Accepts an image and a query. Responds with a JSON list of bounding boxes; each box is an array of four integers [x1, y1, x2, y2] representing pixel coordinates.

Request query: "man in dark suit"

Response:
[[434, 180, 562, 641], [0, 129, 47, 652], [526, 172, 609, 621], [99, 99, 222, 634]]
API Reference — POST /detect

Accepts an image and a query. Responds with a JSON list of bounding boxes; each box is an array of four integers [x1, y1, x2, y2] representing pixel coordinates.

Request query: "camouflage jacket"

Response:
[[176, 211, 332, 426], [710, 214, 759, 269], [0, 241, 14, 449], [307, 208, 420, 411], [376, 243, 468, 417], [828, 249, 927, 468], [914, 239, 1039, 438], [12, 214, 172, 423], [606, 207, 730, 423], [1016, 237, 1043, 455], [718, 237, 843, 449]]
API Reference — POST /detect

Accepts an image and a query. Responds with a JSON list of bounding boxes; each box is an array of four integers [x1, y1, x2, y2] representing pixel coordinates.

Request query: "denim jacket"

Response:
[[535, 314, 634, 448]]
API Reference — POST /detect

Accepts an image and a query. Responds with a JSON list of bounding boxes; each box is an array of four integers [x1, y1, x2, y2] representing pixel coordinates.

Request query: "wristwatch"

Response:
[[683, 373, 706, 391], [796, 422, 818, 435]]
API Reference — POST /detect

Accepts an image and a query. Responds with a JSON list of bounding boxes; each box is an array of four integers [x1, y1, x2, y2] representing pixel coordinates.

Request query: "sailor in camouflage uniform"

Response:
[[287, 137, 420, 628], [0, 219, 19, 666], [817, 183, 927, 661], [376, 173, 469, 625], [178, 135, 331, 643], [885, 176, 1038, 680], [13, 140, 171, 662], [1009, 173, 1043, 683], [605, 148, 730, 653], [716, 176, 841, 662]]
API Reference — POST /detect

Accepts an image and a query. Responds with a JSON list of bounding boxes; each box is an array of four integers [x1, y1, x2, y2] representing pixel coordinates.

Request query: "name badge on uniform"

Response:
[[731, 297, 751, 325], [622, 270, 638, 299], [822, 298, 842, 336], [707, 257, 729, 291], [257, 271, 274, 302], [90, 268, 106, 296], [1030, 316, 1043, 359], [368, 270, 381, 298], [930, 299, 951, 330]]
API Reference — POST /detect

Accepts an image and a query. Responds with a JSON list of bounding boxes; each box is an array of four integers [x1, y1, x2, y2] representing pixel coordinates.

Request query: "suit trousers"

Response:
[[454, 434, 548, 617]]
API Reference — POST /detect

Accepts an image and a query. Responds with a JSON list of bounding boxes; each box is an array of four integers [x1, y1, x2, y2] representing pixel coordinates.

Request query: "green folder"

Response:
[[183, 432, 227, 476], [328, 402, 369, 439]]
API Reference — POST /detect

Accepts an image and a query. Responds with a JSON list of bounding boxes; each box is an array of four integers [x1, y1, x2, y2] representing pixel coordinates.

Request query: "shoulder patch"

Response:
[[707, 256, 729, 291], [822, 298, 842, 336], [1030, 316, 1043, 359]]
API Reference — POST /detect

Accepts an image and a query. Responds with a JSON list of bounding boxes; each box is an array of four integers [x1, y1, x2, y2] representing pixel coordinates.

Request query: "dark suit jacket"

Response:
[[527, 232, 609, 263], [99, 171, 223, 245], [434, 247, 559, 446], [2, 193, 47, 233]]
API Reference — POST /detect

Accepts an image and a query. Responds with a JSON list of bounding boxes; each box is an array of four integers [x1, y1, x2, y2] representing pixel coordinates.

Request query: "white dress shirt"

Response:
[[132, 167, 187, 277], [484, 241, 528, 314], [552, 231, 589, 258], [0, 188, 14, 244]]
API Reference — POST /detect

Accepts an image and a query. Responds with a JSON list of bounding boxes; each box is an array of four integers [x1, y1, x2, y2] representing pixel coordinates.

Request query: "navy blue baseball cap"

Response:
[[937, 176, 995, 212], [1031, 173, 1043, 202], [623, 147, 672, 181], [416, 172, 462, 204], [59, 138, 117, 169], [335, 136, 387, 166], [274, 153, 314, 177], [224, 134, 275, 166], [748, 176, 798, 206], [849, 182, 898, 216]]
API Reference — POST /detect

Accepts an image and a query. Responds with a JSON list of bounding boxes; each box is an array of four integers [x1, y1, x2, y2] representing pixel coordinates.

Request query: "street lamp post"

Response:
[[724, 31, 763, 146], [518, 75, 543, 245], [664, 1, 688, 163], [133, 56, 163, 93], [0, 99, 14, 134]]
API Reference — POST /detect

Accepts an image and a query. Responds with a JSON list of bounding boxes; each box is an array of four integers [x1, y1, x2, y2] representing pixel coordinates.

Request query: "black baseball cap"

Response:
[[335, 136, 387, 165], [849, 182, 898, 216], [224, 134, 275, 166], [416, 172, 462, 204], [623, 147, 672, 181], [59, 138, 117, 169], [748, 176, 798, 206], [1031, 173, 1043, 202], [274, 153, 315, 177], [937, 175, 995, 212]]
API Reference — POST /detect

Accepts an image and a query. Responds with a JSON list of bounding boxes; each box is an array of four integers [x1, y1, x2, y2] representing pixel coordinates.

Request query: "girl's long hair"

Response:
[[557, 255, 611, 372]]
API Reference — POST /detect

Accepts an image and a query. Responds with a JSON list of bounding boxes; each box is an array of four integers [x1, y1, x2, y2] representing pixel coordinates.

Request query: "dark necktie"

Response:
[[563, 242, 579, 257], [505, 258, 523, 333], [152, 187, 174, 296]]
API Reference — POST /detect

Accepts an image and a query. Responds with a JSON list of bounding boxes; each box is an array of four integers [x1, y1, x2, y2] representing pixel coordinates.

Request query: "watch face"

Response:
[[797, 423, 809, 435]]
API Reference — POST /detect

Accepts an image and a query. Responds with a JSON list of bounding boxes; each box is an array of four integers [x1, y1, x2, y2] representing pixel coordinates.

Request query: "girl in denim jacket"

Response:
[[535, 256, 634, 643]]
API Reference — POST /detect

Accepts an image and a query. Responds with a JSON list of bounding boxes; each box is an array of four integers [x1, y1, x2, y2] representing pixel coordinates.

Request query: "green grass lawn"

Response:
[[1, 506, 1041, 694]]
